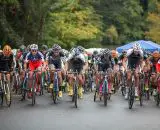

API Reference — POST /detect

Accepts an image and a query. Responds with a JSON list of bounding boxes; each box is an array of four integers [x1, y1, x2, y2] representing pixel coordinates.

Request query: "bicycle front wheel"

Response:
[[128, 87, 134, 109], [104, 92, 107, 106], [52, 91, 58, 104], [32, 90, 36, 106], [5, 84, 11, 107], [74, 86, 78, 108]]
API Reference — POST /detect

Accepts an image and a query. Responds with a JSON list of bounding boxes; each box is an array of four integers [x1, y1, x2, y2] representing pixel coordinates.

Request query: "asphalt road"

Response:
[[0, 92, 160, 130]]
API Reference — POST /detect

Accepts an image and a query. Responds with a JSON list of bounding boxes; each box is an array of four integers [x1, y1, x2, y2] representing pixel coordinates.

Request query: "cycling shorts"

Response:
[[29, 60, 42, 71]]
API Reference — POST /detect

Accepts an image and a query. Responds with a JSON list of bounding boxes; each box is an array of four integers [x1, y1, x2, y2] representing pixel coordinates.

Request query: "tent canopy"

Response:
[[116, 40, 160, 53]]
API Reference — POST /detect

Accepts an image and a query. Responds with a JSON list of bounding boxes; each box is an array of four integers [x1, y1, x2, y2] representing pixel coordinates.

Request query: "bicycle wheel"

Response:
[[40, 73, 45, 96], [32, 90, 36, 106], [0, 93, 3, 106], [128, 87, 134, 109], [32, 76, 36, 106], [121, 86, 126, 96], [156, 94, 160, 106], [104, 92, 107, 106], [4, 83, 11, 107], [94, 89, 97, 102], [146, 90, 150, 100], [52, 91, 58, 104], [139, 83, 144, 106], [74, 85, 78, 108]]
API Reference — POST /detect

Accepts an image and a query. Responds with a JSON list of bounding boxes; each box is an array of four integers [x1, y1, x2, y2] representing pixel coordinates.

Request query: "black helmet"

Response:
[[42, 45, 48, 50], [93, 50, 98, 55], [52, 44, 61, 51], [77, 46, 85, 53]]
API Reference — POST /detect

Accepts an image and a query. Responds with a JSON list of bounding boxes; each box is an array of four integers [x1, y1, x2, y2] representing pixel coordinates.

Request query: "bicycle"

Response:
[[68, 71, 79, 108], [0, 71, 11, 107], [128, 69, 135, 109], [119, 69, 127, 96], [155, 75, 160, 106], [50, 69, 61, 104], [139, 72, 144, 106], [94, 71, 110, 106], [84, 70, 94, 93], [39, 69, 45, 96], [21, 69, 38, 106], [12, 68, 21, 94], [143, 72, 150, 100]]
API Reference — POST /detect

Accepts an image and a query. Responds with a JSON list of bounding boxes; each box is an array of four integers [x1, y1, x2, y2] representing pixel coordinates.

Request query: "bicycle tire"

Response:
[[156, 94, 160, 106], [32, 91, 36, 106], [121, 86, 126, 96], [74, 85, 78, 108], [0, 93, 3, 106], [104, 92, 107, 106], [94, 90, 97, 102], [5, 84, 11, 107], [32, 74, 36, 106], [128, 87, 134, 109], [40, 74, 45, 96], [139, 84, 143, 106], [146, 90, 150, 100], [52, 91, 58, 104]]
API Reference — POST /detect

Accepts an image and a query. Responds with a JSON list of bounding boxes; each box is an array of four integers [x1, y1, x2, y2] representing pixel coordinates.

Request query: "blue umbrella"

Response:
[[116, 40, 160, 53]]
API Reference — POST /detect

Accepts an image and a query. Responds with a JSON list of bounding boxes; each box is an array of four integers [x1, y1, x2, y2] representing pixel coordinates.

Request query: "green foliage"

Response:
[[43, 0, 102, 49], [145, 1, 160, 43], [0, 0, 159, 48]]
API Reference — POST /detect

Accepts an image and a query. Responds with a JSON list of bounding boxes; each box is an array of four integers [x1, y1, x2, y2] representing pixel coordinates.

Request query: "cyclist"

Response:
[[46, 44, 64, 97], [41, 44, 48, 59], [0, 45, 14, 88], [125, 43, 143, 99], [24, 44, 44, 98], [66, 47, 86, 98]]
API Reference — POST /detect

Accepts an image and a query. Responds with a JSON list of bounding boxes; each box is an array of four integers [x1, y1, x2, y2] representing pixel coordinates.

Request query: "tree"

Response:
[[145, 0, 160, 43], [43, 0, 103, 49], [93, 0, 144, 45]]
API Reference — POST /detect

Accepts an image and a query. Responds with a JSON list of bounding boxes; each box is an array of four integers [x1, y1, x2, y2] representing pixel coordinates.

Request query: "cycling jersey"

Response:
[[98, 54, 112, 71], [0, 53, 13, 72], [67, 53, 85, 73], [46, 52, 64, 69], [25, 51, 44, 71], [127, 49, 143, 69]]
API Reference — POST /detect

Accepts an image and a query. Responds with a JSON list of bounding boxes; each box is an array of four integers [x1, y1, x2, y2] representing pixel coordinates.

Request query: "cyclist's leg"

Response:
[[28, 63, 35, 98], [135, 71, 139, 97], [125, 69, 131, 99], [58, 71, 63, 97], [78, 74, 84, 99]]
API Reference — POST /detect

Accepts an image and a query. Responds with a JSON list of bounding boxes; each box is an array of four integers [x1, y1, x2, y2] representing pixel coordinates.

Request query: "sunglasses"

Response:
[[31, 49, 37, 52]]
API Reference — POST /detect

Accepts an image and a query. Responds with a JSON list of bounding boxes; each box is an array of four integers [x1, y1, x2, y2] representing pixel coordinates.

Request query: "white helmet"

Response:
[[30, 44, 38, 50], [133, 43, 141, 50]]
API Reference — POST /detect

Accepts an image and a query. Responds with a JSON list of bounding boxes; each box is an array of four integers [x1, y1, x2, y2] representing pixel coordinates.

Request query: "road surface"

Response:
[[0, 92, 160, 130]]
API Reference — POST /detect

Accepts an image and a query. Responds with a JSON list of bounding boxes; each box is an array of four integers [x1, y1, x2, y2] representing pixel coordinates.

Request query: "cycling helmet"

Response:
[[19, 45, 26, 51], [30, 44, 38, 50], [103, 48, 110, 55], [133, 42, 141, 51], [93, 50, 98, 55], [77, 46, 85, 53], [41, 44, 48, 50], [73, 48, 81, 56], [52, 44, 61, 51], [3, 45, 12, 56]]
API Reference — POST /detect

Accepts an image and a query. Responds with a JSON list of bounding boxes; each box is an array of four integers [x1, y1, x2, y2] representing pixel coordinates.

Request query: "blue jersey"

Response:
[[25, 51, 44, 62]]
